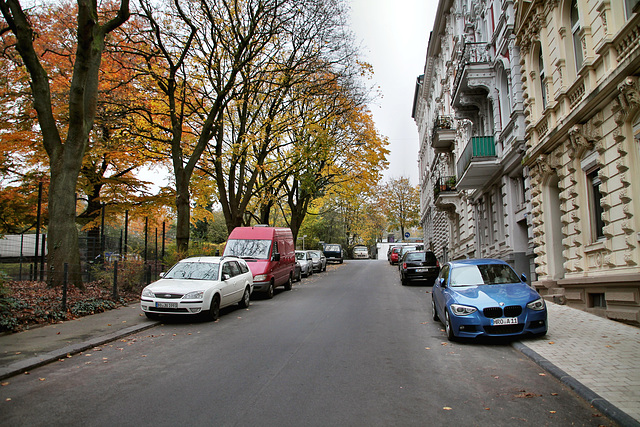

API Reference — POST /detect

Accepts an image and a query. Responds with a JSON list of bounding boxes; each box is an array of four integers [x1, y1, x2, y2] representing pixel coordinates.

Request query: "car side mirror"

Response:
[[438, 277, 445, 287], [272, 253, 281, 262], [222, 273, 231, 281], [159, 272, 166, 278], [520, 274, 527, 283]]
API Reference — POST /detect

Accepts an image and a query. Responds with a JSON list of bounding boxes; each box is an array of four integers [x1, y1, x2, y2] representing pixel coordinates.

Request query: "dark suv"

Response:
[[399, 251, 440, 286]]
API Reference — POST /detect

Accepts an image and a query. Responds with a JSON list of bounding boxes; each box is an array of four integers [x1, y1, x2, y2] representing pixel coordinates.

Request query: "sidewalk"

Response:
[[1, 301, 639, 426]]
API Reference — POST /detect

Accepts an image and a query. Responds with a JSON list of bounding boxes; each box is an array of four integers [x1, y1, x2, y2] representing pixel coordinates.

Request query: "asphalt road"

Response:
[[0, 260, 614, 426]]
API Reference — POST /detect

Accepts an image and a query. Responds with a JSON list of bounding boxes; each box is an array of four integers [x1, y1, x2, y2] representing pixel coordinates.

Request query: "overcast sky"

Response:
[[348, 0, 436, 186]]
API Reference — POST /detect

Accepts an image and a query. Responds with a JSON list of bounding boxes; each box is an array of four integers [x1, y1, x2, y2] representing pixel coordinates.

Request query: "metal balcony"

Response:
[[433, 176, 459, 210], [456, 136, 499, 189], [431, 116, 455, 152], [452, 42, 495, 107]]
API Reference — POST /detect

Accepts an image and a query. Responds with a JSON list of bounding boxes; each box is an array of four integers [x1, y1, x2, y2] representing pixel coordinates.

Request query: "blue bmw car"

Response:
[[431, 259, 548, 340]]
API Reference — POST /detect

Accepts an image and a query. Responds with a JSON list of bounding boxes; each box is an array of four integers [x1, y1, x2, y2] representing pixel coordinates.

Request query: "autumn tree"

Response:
[[1, 0, 130, 284], [383, 177, 420, 241]]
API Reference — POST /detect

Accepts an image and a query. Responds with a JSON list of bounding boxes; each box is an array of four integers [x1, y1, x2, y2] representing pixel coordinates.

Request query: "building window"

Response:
[[587, 169, 605, 240], [589, 293, 606, 308], [571, 0, 583, 73], [625, 0, 640, 19], [538, 47, 547, 109]]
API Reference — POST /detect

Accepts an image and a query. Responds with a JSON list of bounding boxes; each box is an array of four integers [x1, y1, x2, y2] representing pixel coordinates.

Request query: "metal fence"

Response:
[[0, 215, 171, 289]]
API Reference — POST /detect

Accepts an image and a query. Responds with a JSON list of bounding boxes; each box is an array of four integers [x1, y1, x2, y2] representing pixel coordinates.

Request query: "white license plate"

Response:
[[491, 317, 518, 325], [156, 302, 178, 309]]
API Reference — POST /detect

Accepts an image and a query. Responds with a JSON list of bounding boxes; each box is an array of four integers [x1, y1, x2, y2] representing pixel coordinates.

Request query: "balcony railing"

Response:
[[431, 115, 455, 151], [453, 41, 492, 100], [433, 175, 457, 198], [456, 136, 497, 182]]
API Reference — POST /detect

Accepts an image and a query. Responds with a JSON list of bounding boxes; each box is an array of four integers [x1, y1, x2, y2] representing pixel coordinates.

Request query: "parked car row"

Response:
[[141, 226, 334, 322], [295, 250, 327, 279], [391, 248, 548, 342]]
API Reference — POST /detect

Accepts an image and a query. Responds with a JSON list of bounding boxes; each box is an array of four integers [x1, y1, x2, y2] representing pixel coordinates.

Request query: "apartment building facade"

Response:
[[515, 0, 640, 322], [412, 0, 534, 279]]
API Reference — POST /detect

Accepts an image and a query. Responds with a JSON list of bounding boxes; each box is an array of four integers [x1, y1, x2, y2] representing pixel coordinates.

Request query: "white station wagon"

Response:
[[141, 256, 253, 321]]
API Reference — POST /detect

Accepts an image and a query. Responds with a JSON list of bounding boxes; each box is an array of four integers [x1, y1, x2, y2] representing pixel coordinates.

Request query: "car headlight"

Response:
[[141, 288, 154, 298], [450, 304, 477, 316], [183, 291, 204, 300], [254, 274, 267, 281], [527, 298, 546, 311]]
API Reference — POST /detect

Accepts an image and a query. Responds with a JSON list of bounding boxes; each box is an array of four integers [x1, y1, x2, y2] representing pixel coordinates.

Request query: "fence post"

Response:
[[34, 182, 42, 281], [62, 263, 68, 313], [124, 210, 129, 258], [40, 233, 46, 282], [113, 260, 119, 300], [144, 217, 148, 262]]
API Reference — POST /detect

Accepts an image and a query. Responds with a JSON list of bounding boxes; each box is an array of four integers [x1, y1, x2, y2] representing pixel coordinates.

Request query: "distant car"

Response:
[[307, 250, 326, 272], [295, 250, 314, 277], [389, 246, 402, 264], [140, 256, 253, 321], [399, 251, 440, 286], [323, 244, 344, 264], [431, 258, 547, 341], [396, 245, 423, 270], [353, 246, 369, 259]]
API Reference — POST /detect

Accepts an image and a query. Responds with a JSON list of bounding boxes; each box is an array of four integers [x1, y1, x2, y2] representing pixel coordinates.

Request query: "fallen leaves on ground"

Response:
[[0, 280, 139, 333]]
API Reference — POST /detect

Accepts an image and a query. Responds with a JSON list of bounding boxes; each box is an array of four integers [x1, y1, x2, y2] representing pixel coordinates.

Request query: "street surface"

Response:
[[0, 260, 614, 426]]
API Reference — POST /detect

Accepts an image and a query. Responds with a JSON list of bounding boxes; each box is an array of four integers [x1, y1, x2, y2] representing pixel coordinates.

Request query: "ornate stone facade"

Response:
[[413, 0, 534, 278], [515, 0, 640, 323]]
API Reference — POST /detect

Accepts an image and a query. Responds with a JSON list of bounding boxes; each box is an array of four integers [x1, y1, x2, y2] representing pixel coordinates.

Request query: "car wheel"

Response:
[[266, 281, 275, 299], [145, 312, 160, 320], [296, 269, 302, 282], [284, 274, 293, 291], [208, 295, 220, 321], [431, 298, 439, 321], [444, 310, 456, 341], [401, 275, 408, 286], [323, 264, 326, 272], [238, 286, 251, 308]]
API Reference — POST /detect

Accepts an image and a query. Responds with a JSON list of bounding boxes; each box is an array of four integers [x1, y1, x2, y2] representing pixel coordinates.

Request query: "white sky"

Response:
[[348, 0, 436, 186]]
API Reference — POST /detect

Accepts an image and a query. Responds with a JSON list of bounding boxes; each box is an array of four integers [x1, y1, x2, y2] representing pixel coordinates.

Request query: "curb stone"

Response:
[[513, 341, 640, 427]]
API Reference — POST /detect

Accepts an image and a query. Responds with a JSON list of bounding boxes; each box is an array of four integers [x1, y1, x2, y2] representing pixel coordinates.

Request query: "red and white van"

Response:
[[223, 226, 295, 298]]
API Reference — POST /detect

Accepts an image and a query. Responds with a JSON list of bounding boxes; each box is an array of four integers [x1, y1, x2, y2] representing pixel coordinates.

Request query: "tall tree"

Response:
[[383, 177, 420, 241], [1, 0, 130, 284]]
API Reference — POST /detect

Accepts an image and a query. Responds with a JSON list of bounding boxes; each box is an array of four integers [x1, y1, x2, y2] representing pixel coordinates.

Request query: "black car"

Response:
[[399, 251, 440, 286], [323, 243, 343, 264]]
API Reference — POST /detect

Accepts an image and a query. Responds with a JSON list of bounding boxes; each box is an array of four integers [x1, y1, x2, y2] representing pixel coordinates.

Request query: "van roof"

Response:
[[227, 226, 291, 239]]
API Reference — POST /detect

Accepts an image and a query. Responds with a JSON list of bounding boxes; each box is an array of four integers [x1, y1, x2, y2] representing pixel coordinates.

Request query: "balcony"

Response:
[[456, 136, 499, 189], [452, 42, 495, 108], [431, 116, 455, 152], [433, 176, 459, 210]]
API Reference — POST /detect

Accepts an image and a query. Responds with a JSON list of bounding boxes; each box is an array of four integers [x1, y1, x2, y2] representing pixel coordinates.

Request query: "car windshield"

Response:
[[164, 262, 219, 280], [405, 252, 425, 262], [224, 239, 271, 259], [309, 252, 320, 259], [295, 252, 306, 260], [450, 264, 520, 287], [325, 245, 340, 251]]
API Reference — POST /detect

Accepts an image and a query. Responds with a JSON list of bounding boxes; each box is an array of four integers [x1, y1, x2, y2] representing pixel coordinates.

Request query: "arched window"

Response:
[[571, 0, 583, 72], [538, 48, 547, 109]]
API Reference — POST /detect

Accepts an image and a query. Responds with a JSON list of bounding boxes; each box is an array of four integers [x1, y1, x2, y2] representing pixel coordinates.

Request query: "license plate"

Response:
[[492, 317, 518, 325], [416, 268, 429, 272], [156, 302, 178, 309]]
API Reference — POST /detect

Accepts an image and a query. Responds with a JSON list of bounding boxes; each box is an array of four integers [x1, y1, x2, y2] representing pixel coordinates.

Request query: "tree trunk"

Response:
[[47, 155, 83, 286], [174, 173, 190, 256]]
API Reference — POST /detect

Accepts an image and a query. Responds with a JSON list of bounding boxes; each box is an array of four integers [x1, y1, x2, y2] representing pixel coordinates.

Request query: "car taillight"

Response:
[[436, 260, 440, 267], [403, 263, 407, 269]]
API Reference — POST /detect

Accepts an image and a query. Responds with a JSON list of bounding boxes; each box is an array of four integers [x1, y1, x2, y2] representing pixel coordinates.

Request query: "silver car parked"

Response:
[[295, 250, 314, 277]]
